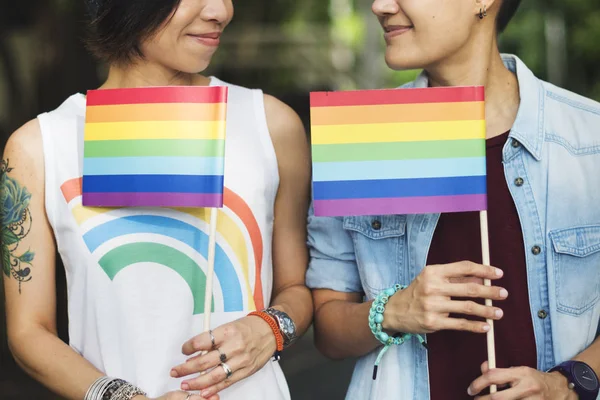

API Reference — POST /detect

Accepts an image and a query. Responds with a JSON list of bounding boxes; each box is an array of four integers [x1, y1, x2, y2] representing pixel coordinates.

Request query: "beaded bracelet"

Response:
[[102, 379, 127, 400], [369, 284, 428, 380], [110, 383, 146, 400]]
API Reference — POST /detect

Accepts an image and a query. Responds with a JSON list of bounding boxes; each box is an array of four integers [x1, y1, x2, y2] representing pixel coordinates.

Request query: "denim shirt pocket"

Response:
[[343, 215, 406, 299], [549, 225, 600, 316]]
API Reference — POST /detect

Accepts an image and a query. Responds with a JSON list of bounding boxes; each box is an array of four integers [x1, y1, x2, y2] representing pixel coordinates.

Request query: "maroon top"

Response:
[[426, 132, 537, 399]]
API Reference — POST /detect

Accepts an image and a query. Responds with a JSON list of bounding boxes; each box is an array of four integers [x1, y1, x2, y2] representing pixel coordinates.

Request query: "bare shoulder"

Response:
[[3, 119, 45, 192], [4, 119, 43, 161], [262, 94, 306, 146], [262, 93, 310, 184]]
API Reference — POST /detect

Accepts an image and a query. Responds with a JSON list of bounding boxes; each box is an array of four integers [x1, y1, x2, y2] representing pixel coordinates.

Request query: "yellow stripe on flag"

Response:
[[85, 121, 226, 141], [311, 120, 485, 145]]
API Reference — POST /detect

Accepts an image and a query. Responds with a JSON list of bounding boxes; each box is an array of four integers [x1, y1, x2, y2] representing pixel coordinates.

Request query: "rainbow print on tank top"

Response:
[[61, 178, 265, 314]]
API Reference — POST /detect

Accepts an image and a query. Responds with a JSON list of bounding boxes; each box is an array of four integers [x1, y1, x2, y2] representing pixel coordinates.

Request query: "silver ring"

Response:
[[220, 362, 233, 378], [209, 330, 216, 349]]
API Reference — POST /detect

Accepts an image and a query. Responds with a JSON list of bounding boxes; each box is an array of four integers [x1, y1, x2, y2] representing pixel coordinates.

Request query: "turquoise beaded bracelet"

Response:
[[369, 284, 428, 380]]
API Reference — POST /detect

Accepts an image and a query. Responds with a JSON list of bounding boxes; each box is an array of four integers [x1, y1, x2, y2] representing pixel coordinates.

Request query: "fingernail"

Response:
[[495, 268, 503, 277], [500, 289, 509, 298], [467, 386, 473, 396], [181, 383, 190, 391], [483, 324, 490, 332], [170, 369, 179, 378], [495, 309, 503, 318]]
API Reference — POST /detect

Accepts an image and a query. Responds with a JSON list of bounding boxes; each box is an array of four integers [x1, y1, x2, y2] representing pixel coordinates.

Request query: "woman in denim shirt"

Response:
[[307, 0, 600, 399]]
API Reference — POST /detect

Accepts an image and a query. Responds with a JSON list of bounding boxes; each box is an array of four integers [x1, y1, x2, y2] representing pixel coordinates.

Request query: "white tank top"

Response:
[[37, 77, 290, 399]]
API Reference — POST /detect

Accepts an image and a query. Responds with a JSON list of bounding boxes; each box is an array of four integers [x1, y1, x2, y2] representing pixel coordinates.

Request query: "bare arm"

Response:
[[306, 208, 380, 359], [575, 336, 600, 376], [263, 93, 313, 336], [2, 120, 104, 400], [313, 290, 380, 359]]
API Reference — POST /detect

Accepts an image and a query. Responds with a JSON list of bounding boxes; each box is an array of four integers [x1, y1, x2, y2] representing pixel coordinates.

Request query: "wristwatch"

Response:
[[264, 308, 298, 348], [549, 360, 599, 400]]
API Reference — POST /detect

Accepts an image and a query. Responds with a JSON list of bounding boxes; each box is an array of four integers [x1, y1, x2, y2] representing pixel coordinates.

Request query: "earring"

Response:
[[479, 5, 488, 19]]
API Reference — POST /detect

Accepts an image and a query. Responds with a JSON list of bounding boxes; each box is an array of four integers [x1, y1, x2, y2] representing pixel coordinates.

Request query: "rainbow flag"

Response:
[[310, 86, 487, 217], [82, 86, 228, 208]]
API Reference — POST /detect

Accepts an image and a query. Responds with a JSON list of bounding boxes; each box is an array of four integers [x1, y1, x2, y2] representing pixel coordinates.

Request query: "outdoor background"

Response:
[[1, 0, 599, 398]]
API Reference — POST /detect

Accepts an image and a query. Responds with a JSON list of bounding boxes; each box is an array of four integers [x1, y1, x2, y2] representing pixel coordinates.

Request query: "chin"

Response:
[[384, 53, 423, 71], [171, 58, 212, 75], [384, 48, 440, 72]]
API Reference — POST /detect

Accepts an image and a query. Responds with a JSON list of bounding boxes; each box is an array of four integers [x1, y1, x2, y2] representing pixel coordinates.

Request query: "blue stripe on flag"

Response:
[[84, 157, 224, 176], [313, 175, 487, 200], [313, 157, 486, 182], [83, 175, 224, 194]]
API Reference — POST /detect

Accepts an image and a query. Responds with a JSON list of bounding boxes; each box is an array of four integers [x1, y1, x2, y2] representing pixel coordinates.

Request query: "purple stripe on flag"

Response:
[[82, 192, 223, 208], [313, 194, 487, 217]]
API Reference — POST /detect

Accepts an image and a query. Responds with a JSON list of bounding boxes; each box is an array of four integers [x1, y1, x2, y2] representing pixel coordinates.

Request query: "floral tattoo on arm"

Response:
[[1, 159, 34, 292]]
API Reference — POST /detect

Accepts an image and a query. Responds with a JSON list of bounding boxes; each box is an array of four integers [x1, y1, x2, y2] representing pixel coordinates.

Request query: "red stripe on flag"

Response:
[[310, 86, 484, 107], [86, 86, 228, 106]]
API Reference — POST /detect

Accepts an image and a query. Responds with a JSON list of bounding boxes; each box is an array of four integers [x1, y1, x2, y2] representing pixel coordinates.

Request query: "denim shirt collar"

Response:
[[409, 54, 544, 161]]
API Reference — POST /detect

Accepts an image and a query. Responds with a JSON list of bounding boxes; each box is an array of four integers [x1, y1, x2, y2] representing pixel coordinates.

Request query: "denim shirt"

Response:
[[306, 54, 600, 400]]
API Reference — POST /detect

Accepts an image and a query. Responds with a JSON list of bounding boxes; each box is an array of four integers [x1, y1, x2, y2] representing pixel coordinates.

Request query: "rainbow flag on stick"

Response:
[[310, 86, 487, 217], [82, 86, 228, 208]]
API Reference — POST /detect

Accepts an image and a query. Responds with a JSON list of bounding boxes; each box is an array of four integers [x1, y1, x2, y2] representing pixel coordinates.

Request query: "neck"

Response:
[[100, 61, 210, 90], [426, 29, 520, 138]]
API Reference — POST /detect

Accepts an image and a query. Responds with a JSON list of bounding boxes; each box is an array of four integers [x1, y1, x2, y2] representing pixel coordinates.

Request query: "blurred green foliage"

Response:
[[501, 0, 600, 100]]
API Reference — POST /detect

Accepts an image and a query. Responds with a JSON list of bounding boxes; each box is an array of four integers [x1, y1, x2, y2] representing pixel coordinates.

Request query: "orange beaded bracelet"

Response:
[[248, 311, 284, 358]]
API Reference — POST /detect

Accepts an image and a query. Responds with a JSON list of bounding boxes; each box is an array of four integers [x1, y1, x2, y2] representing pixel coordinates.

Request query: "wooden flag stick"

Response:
[[203, 208, 219, 332], [480, 210, 497, 394]]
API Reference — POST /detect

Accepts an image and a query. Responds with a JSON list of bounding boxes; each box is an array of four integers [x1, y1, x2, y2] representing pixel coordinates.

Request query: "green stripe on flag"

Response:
[[312, 139, 485, 163], [84, 139, 225, 158]]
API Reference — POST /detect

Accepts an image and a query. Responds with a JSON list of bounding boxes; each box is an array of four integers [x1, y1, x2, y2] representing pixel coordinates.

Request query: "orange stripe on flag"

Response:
[[86, 103, 227, 123], [311, 101, 484, 125]]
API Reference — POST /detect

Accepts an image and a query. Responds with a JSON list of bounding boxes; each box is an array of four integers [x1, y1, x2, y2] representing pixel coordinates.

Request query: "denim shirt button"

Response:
[[512, 139, 521, 148], [371, 220, 382, 230], [537, 309, 548, 319], [515, 177, 525, 187], [531, 245, 542, 255]]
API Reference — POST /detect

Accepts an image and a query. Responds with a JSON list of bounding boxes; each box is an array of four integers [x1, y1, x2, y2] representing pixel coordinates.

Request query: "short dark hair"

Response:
[[85, 0, 182, 64], [496, 0, 522, 33]]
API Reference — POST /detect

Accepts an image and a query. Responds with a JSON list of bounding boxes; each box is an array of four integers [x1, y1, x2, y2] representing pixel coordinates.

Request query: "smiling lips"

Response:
[[189, 32, 221, 47], [384, 25, 413, 40]]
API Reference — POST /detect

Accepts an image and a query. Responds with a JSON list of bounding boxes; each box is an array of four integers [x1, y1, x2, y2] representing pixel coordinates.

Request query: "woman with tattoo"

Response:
[[2, 1, 312, 400]]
